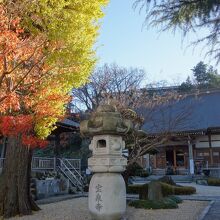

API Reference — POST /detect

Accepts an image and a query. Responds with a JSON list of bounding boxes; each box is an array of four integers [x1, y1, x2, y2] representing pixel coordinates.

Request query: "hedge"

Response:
[[127, 184, 143, 194], [158, 175, 176, 186], [161, 182, 196, 196], [129, 198, 178, 209], [167, 195, 183, 204], [207, 178, 220, 186], [127, 182, 196, 198], [160, 182, 174, 196]]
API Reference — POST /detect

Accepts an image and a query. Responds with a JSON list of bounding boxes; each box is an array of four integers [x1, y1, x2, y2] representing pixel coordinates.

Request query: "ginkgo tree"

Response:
[[0, 0, 108, 218]]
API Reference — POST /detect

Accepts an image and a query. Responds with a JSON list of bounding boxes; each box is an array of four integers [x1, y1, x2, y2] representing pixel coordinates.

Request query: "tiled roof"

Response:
[[140, 90, 220, 134], [58, 118, 79, 128]]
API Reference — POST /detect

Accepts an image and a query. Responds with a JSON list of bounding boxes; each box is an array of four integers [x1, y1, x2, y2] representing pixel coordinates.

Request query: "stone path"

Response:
[[179, 195, 220, 201], [179, 183, 220, 220], [202, 201, 220, 220], [180, 183, 220, 197]]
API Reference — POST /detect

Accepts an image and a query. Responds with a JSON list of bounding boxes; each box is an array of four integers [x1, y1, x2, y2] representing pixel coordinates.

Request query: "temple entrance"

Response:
[[153, 146, 189, 175], [166, 150, 174, 166], [176, 150, 185, 167], [166, 148, 185, 168]]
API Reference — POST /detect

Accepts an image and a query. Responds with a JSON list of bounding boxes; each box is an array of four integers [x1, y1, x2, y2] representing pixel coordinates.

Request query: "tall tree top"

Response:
[[134, 0, 220, 63], [0, 0, 108, 143]]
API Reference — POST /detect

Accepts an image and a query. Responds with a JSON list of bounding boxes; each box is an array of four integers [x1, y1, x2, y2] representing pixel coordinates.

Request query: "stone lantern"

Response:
[[80, 104, 132, 220]]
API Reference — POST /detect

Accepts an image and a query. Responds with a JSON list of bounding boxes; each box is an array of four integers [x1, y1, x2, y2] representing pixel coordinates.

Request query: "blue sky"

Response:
[[96, 0, 219, 85]]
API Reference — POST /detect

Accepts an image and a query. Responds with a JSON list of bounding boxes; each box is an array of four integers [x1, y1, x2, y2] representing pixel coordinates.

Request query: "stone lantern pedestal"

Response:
[[89, 173, 126, 220], [80, 105, 132, 220]]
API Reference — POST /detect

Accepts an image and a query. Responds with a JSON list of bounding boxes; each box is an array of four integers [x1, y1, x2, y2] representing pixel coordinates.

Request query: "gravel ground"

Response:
[[125, 200, 208, 220], [10, 198, 208, 220]]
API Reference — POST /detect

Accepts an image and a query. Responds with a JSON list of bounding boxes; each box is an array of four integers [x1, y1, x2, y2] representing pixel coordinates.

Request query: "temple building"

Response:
[[139, 89, 220, 176]]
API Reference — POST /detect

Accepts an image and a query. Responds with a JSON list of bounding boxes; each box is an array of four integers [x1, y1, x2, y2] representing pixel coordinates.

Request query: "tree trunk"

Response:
[[0, 136, 40, 218], [0, 137, 7, 158], [122, 169, 130, 187]]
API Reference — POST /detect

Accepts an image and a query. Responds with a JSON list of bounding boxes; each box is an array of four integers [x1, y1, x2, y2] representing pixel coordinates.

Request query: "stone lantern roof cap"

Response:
[[96, 104, 116, 113], [80, 104, 133, 137]]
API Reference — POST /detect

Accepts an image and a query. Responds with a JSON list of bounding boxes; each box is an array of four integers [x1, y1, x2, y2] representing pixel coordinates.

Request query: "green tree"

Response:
[[179, 76, 193, 92], [134, 0, 220, 63], [192, 61, 220, 88], [192, 61, 209, 85], [207, 67, 220, 88], [179, 61, 220, 92]]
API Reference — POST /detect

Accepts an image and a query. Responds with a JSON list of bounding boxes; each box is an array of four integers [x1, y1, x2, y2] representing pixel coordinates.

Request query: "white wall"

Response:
[[195, 135, 220, 148]]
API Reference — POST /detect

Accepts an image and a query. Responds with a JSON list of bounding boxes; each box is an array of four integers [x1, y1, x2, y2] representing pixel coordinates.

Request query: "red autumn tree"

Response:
[[0, 6, 57, 217], [0, 0, 107, 217], [0, 9, 72, 215], [0, 4, 73, 217]]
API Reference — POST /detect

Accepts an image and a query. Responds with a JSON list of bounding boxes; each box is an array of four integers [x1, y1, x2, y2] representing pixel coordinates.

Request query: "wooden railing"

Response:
[[206, 163, 220, 169], [65, 158, 81, 171], [31, 157, 55, 170], [0, 157, 81, 172], [200, 162, 220, 170]]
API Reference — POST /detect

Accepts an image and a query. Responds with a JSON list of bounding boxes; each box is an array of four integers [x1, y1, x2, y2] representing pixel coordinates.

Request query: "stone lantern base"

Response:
[[88, 173, 126, 220]]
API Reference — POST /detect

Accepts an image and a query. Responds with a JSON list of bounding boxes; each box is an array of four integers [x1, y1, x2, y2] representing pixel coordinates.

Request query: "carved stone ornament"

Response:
[[88, 134, 127, 172], [80, 104, 133, 137]]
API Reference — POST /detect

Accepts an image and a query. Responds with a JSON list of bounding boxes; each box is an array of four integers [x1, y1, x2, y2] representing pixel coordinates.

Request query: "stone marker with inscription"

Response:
[[80, 104, 132, 220]]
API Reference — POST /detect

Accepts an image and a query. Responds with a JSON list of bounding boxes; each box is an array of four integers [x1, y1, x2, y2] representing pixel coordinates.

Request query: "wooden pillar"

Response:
[[208, 133, 213, 165], [173, 147, 177, 169], [184, 154, 187, 169], [188, 137, 194, 175], [141, 156, 143, 167], [154, 155, 157, 169], [194, 149, 197, 158], [144, 154, 150, 169]]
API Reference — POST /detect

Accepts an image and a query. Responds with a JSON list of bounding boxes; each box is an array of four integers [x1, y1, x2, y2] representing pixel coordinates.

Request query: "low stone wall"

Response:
[[35, 178, 69, 200]]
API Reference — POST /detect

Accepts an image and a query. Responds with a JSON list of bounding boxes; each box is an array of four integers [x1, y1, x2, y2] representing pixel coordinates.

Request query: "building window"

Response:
[[197, 152, 209, 157], [213, 152, 219, 156]]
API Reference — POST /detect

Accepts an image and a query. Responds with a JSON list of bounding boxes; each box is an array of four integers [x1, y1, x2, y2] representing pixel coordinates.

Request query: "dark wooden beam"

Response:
[[173, 146, 177, 169]]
